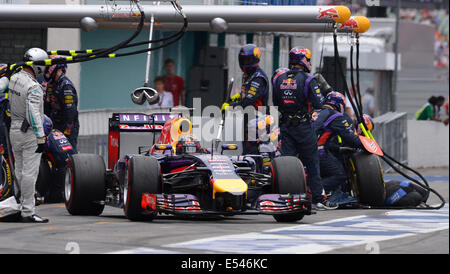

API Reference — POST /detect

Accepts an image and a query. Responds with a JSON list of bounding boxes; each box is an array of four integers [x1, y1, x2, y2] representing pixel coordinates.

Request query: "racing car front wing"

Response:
[[141, 193, 312, 216]]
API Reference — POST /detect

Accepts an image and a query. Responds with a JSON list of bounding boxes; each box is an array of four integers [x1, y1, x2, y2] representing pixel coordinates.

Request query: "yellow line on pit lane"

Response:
[[95, 222, 134, 225], [41, 226, 60, 231]]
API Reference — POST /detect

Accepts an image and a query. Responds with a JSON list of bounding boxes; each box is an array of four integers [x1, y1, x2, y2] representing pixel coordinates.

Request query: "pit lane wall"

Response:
[[407, 120, 449, 168]]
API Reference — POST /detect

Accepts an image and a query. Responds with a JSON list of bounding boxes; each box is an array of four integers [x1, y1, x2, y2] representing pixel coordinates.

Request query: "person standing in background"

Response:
[[162, 59, 185, 107], [415, 95, 448, 125], [361, 87, 375, 117], [345, 87, 357, 121], [148, 76, 174, 109]]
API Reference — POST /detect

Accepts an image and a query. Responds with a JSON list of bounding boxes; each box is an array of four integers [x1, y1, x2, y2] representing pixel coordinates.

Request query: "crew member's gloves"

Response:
[[35, 137, 47, 153], [221, 102, 230, 112], [230, 92, 241, 102]]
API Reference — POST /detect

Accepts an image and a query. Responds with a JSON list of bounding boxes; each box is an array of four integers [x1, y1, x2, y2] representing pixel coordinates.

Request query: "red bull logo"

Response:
[[281, 78, 297, 90], [340, 16, 371, 33], [339, 18, 359, 30], [317, 7, 339, 20]]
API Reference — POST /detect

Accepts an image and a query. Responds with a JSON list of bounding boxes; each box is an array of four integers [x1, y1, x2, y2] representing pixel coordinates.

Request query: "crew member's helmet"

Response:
[[325, 91, 346, 113], [238, 44, 261, 74], [175, 134, 202, 155], [358, 114, 374, 134], [44, 55, 68, 82], [23, 48, 49, 79], [289, 47, 312, 72], [43, 114, 53, 136]]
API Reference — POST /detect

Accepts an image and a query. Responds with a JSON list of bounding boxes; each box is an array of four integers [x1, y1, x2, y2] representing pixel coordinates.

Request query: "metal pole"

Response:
[[392, 0, 400, 111], [144, 1, 159, 87], [0, 5, 351, 24]]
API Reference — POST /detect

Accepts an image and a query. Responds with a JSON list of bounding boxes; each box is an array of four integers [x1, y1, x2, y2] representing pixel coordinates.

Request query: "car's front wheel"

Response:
[[270, 156, 306, 223], [123, 156, 162, 221]]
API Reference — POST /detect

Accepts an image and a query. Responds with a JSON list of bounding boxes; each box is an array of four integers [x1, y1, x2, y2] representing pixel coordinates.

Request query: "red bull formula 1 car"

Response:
[[64, 112, 312, 222]]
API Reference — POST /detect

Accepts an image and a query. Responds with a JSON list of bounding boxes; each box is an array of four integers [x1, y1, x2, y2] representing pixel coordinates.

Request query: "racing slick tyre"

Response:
[[349, 151, 386, 206], [270, 156, 306, 223], [124, 156, 161, 221], [64, 154, 106, 216], [0, 156, 13, 202], [35, 156, 51, 197]]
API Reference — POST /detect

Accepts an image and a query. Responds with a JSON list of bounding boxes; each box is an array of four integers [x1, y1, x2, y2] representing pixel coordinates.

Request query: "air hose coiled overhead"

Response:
[[1, 1, 187, 76]]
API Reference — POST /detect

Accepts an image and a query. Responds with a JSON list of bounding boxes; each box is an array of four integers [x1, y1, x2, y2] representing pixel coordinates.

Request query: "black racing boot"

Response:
[[21, 214, 49, 223]]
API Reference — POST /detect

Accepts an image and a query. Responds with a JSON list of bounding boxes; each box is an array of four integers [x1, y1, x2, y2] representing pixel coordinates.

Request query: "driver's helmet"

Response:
[[175, 134, 202, 155]]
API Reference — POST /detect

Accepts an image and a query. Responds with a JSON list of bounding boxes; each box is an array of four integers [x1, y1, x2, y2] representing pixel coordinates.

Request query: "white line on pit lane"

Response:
[[107, 247, 183, 254], [163, 204, 449, 254]]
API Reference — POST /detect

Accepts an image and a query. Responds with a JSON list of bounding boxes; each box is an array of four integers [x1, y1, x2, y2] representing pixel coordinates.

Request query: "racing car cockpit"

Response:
[[174, 134, 204, 155]]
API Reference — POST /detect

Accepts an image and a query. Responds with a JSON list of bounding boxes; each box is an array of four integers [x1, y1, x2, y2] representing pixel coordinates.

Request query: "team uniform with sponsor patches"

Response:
[[230, 67, 269, 154], [272, 67, 326, 204], [312, 106, 363, 193], [43, 129, 76, 202], [44, 74, 79, 151]]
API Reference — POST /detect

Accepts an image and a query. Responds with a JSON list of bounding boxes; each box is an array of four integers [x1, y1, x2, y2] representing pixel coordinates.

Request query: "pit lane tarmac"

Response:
[[0, 173, 448, 254]]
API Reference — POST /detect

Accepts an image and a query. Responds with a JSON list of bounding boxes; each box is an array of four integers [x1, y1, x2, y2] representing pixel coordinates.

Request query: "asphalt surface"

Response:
[[0, 170, 448, 254]]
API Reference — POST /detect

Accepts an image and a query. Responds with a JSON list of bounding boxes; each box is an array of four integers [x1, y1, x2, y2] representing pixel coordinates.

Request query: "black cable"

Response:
[[4, 1, 187, 73], [349, 35, 364, 125], [110, 17, 187, 58], [355, 36, 364, 118], [50, 3, 187, 57], [112, 26, 185, 57], [333, 27, 362, 124], [9, 6, 146, 71]]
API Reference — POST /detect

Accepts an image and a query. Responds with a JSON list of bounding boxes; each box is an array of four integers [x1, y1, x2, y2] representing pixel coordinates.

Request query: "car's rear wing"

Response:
[[108, 112, 181, 169]]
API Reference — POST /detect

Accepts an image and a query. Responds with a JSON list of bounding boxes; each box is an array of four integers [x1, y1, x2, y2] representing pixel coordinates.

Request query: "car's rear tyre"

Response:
[[270, 156, 306, 223], [349, 151, 386, 206], [36, 156, 51, 197], [124, 156, 161, 221], [64, 154, 106, 216]]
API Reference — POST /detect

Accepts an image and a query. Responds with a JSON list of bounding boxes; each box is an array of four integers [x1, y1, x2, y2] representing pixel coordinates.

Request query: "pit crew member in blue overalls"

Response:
[[43, 58, 79, 152], [312, 91, 364, 194], [40, 115, 76, 203], [221, 44, 269, 155], [272, 47, 337, 210]]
